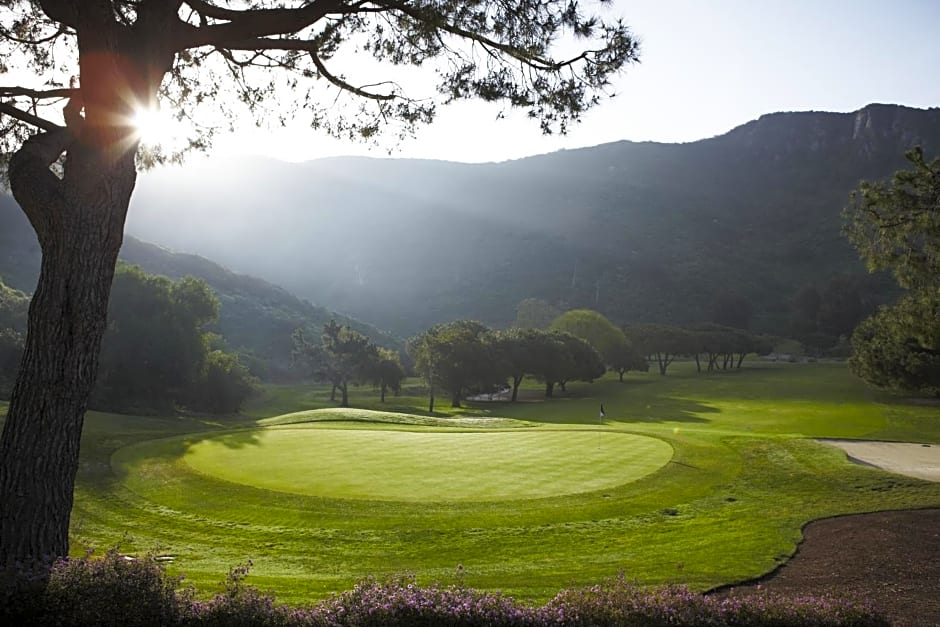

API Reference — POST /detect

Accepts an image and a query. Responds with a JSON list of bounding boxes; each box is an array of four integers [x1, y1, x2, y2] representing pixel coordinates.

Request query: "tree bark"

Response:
[[450, 389, 461, 408], [0, 133, 136, 570], [340, 382, 348, 407], [0, 1, 180, 572], [511, 375, 522, 402], [544, 381, 554, 397]]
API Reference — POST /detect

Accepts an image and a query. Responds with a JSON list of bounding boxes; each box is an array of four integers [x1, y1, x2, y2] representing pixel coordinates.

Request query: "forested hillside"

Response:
[[124, 104, 938, 336], [0, 194, 398, 381]]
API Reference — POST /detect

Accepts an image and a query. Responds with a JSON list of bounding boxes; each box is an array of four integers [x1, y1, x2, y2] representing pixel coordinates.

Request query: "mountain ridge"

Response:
[[123, 103, 935, 336], [3, 103, 936, 343]]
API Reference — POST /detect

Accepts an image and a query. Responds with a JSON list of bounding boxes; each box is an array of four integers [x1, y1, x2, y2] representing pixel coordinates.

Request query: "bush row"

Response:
[[1, 551, 887, 627]]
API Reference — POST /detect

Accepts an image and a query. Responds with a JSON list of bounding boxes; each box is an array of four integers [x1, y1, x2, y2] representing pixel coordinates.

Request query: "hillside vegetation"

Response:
[[0, 195, 398, 381], [125, 104, 939, 336]]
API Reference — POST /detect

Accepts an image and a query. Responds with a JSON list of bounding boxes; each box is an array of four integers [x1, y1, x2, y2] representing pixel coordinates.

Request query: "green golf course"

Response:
[[9, 361, 937, 604]]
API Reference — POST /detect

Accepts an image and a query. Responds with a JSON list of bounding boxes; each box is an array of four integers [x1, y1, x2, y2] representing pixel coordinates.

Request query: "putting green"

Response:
[[182, 428, 673, 501]]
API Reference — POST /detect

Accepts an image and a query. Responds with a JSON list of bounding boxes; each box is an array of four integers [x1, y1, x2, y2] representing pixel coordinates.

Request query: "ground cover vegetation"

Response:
[[0, 0, 639, 572], [1, 553, 890, 626], [3, 361, 933, 613]]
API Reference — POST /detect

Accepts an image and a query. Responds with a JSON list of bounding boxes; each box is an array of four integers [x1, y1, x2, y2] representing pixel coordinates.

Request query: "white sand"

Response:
[[820, 440, 940, 482]]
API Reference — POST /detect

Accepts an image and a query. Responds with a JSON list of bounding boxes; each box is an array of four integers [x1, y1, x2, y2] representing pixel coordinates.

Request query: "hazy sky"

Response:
[[213, 0, 940, 164]]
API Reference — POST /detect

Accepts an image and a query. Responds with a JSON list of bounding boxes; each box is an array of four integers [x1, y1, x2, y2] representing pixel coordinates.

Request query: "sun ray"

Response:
[[130, 106, 179, 147]]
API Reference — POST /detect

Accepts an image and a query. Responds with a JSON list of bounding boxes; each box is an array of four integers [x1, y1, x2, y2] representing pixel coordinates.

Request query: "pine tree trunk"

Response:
[[0, 132, 135, 570]]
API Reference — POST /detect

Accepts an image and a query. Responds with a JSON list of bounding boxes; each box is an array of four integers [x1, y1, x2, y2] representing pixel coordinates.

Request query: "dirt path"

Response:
[[722, 442, 940, 625], [721, 509, 940, 626]]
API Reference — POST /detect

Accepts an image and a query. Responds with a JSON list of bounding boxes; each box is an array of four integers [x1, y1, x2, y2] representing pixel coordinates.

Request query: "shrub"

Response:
[[49, 550, 186, 627], [542, 574, 888, 627], [186, 562, 302, 627], [0, 558, 890, 627], [311, 574, 541, 627]]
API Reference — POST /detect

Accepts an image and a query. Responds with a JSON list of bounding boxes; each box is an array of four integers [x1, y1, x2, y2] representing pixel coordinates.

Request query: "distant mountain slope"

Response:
[[125, 104, 935, 336], [0, 194, 398, 380]]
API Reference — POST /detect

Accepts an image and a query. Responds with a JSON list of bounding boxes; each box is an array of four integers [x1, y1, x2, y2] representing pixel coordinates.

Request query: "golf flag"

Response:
[[599, 404, 606, 419]]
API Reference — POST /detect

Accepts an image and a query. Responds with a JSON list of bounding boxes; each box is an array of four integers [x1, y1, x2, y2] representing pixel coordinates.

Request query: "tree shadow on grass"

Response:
[[192, 428, 264, 450], [115, 434, 261, 492], [471, 390, 718, 425], [618, 396, 718, 424]]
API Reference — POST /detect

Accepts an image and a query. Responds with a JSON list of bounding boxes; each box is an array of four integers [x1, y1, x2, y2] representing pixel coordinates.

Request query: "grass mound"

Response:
[[182, 428, 673, 501], [258, 407, 534, 429]]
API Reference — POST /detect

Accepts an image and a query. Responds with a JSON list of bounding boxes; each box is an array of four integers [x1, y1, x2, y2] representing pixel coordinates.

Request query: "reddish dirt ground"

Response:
[[721, 509, 940, 627]]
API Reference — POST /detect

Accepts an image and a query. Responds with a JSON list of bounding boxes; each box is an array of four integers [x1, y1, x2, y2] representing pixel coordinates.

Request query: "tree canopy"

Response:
[[0, 278, 28, 334], [362, 346, 406, 403], [0, 1, 639, 160], [845, 147, 940, 395], [549, 308, 624, 362], [0, 279, 27, 395], [0, 1, 639, 569], [408, 319, 501, 409], [845, 147, 940, 291], [550, 308, 645, 380], [623, 323, 689, 376], [850, 291, 940, 396], [293, 320, 387, 407], [92, 263, 254, 413]]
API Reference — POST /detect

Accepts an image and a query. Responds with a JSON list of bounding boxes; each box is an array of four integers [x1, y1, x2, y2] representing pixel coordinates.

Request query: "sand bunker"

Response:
[[821, 440, 940, 482]]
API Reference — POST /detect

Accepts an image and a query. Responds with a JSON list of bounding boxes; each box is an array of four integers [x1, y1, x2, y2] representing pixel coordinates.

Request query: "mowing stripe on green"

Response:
[[182, 429, 672, 501]]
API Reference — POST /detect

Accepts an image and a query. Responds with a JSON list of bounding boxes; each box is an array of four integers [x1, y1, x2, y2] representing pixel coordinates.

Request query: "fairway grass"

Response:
[[66, 362, 940, 604], [182, 428, 672, 501]]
